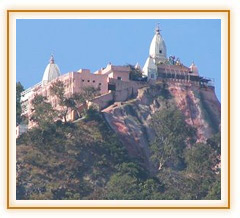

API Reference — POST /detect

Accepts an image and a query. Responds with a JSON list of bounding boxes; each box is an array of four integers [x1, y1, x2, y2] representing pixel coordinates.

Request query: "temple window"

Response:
[[87, 80, 90, 82], [159, 50, 162, 53], [82, 79, 84, 82], [93, 80, 95, 83], [117, 77, 122, 80]]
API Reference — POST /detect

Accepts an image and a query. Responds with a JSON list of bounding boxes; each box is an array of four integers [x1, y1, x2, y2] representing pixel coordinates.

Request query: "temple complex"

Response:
[[16, 25, 214, 138]]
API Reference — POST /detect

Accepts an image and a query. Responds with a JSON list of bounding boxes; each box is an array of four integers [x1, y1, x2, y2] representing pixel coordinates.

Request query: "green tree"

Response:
[[72, 86, 100, 118], [156, 169, 193, 200], [150, 107, 195, 170], [207, 132, 221, 156], [104, 162, 145, 200], [81, 86, 100, 100], [30, 94, 57, 129], [50, 80, 72, 122], [140, 178, 163, 200], [104, 173, 141, 199], [184, 143, 220, 199], [185, 143, 215, 174], [72, 93, 85, 118], [127, 64, 144, 81], [204, 174, 221, 200], [16, 82, 24, 125], [103, 162, 163, 200], [50, 80, 100, 121]]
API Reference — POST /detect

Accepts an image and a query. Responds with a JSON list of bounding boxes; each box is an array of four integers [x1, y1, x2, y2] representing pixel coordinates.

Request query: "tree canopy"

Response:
[[50, 80, 100, 122]]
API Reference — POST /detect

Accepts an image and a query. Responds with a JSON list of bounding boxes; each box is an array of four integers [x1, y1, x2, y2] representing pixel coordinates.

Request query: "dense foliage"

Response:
[[17, 112, 129, 199], [18, 109, 163, 200], [149, 107, 221, 200], [127, 64, 146, 81]]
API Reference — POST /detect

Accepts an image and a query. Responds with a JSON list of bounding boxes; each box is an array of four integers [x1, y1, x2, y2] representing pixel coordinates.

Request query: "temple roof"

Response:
[[149, 25, 167, 62], [189, 61, 199, 75], [142, 56, 158, 77], [42, 55, 60, 85]]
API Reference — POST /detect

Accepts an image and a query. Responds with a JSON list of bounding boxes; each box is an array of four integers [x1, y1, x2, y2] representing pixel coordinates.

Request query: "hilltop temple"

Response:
[[142, 25, 212, 85], [16, 25, 214, 138]]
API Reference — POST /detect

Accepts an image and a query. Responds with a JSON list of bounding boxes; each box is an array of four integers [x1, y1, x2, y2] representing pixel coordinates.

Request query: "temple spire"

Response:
[[149, 23, 167, 62], [42, 54, 60, 85], [155, 23, 161, 34], [143, 23, 167, 80], [49, 54, 55, 64]]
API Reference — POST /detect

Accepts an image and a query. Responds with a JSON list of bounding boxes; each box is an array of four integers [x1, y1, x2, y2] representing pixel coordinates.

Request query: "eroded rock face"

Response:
[[102, 82, 221, 167], [168, 83, 221, 142]]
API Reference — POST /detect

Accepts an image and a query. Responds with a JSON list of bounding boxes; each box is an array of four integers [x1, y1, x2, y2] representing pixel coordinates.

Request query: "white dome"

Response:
[[142, 57, 158, 80], [149, 26, 167, 64], [189, 62, 199, 75], [42, 55, 60, 85], [135, 62, 141, 70]]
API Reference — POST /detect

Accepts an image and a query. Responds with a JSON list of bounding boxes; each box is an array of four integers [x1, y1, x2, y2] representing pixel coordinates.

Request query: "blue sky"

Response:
[[16, 19, 221, 100]]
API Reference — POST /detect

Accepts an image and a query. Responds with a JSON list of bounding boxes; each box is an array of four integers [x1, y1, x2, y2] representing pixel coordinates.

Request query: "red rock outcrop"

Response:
[[102, 82, 221, 167]]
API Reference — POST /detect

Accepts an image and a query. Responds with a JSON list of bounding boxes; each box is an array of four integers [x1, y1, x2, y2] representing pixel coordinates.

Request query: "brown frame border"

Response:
[[7, 9, 230, 209]]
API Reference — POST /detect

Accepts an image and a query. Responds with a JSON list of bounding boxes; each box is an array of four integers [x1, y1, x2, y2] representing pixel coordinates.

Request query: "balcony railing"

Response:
[[21, 81, 42, 96]]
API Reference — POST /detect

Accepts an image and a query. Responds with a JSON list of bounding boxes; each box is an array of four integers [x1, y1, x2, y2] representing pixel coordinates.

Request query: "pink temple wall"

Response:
[[109, 79, 147, 102], [23, 65, 131, 129], [72, 71, 109, 95], [94, 64, 130, 82], [89, 92, 114, 110]]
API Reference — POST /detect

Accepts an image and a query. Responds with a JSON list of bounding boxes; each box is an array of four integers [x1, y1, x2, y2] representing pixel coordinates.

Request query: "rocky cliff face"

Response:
[[102, 82, 221, 168]]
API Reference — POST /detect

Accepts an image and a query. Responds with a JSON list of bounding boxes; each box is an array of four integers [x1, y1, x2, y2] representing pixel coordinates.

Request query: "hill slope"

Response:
[[16, 82, 221, 200]]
